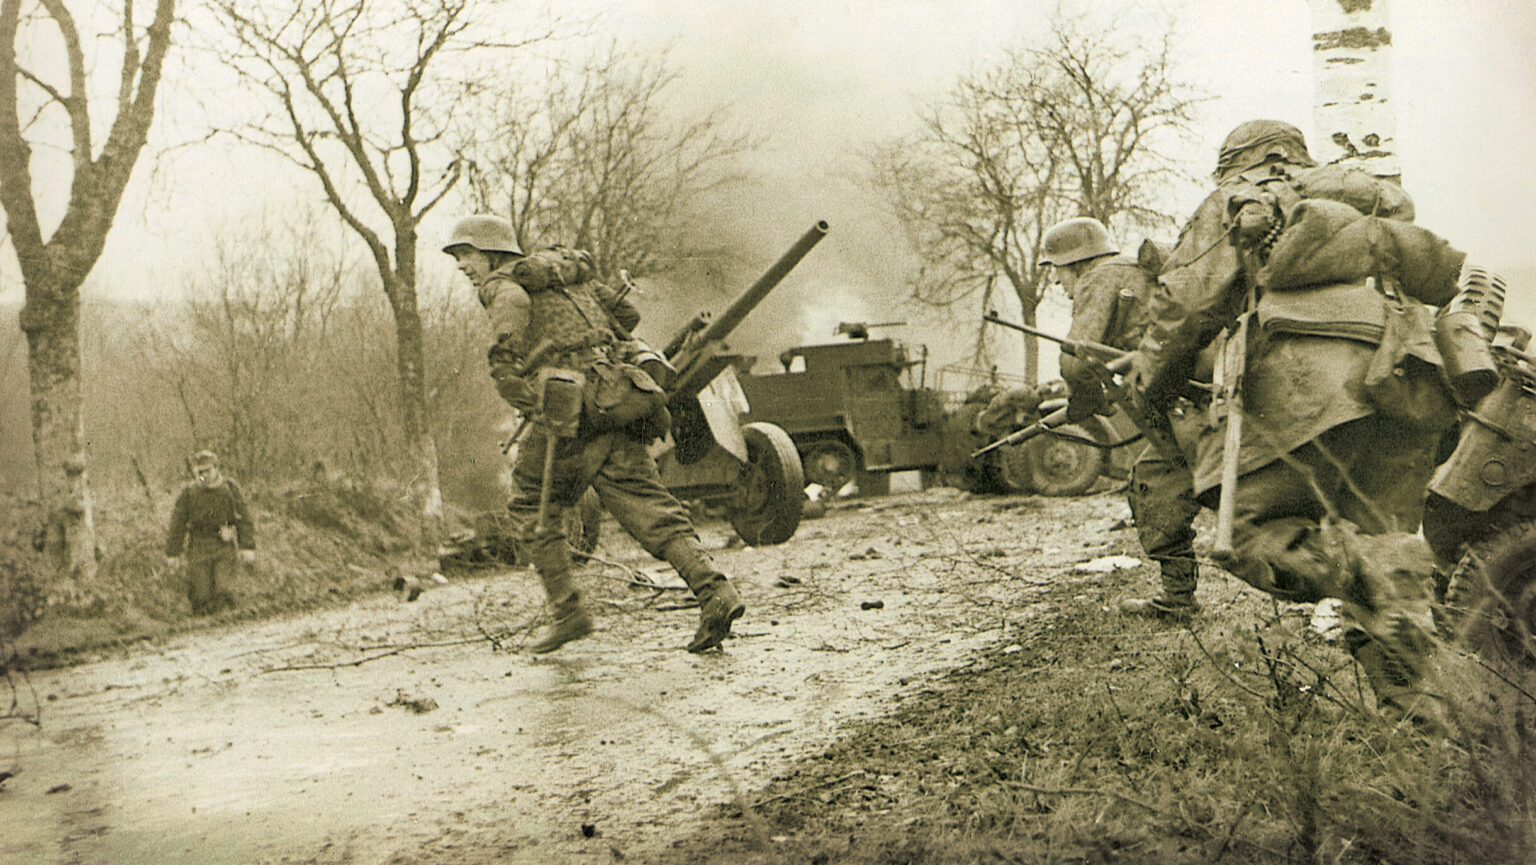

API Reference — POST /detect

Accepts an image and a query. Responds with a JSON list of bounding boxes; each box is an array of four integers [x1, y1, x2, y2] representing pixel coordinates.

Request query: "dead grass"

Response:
[[1, 478, 445, 668], [645, 539, 1536, 865]]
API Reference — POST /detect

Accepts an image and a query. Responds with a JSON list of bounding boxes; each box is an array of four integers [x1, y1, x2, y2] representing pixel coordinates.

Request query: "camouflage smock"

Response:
[[1138, 162, 1463, 496]]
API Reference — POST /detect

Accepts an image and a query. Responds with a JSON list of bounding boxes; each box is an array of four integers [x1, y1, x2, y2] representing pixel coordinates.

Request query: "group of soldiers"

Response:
[[977, 118, 1492, 721], [437, 118, 1496, 723]]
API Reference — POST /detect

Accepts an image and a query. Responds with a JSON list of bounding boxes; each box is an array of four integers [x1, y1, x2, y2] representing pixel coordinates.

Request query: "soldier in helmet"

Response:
[[165, 450, 255, 615], [981, 217, 1205, 617], [444, 215, 745, 654], [1129, 119, 1475, 719]]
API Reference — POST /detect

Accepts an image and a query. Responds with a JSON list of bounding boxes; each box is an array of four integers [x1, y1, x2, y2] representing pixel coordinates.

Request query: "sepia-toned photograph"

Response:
[[2, 0, 1534, 862]]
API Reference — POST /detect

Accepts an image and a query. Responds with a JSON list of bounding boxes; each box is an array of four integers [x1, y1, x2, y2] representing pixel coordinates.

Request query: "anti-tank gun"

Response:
[[653, 221, 829, 545]]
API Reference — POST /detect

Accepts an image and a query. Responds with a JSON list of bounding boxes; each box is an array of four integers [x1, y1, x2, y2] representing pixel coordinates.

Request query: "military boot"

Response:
[[661, 537, 746, 653], [1334, 528, 1461, 732], [529, 566, 593, 654], [1346, 628, 1452, 735], [1118, 558, 1199, 619]]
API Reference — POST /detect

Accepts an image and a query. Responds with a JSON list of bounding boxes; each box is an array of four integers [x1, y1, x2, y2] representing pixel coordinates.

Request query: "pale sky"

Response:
[[8, 0, 1535, 377]]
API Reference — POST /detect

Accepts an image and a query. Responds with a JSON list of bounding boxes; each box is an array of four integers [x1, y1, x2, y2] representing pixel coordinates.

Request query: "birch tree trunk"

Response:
[[1309, 0, 1400, 179]]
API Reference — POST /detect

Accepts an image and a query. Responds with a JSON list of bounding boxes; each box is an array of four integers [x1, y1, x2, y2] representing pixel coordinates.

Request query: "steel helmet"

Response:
[[1215, 120, 1315, 179], [442, 215, 523, 256], [1038, 217, 1118, 267]]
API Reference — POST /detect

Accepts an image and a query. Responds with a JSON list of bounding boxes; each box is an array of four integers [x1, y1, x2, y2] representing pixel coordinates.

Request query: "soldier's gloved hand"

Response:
[[239, 550, 256, 565], [491, 366, 535, 410], [1123, 352, 1172, 414], [1064, 391, 1102, 423]]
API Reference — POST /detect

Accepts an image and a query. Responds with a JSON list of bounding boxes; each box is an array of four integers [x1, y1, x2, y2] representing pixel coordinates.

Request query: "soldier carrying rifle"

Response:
[[979, 217, 1207, 618], [444, 215, 745, 654], [1127, 120, 1497, 724]]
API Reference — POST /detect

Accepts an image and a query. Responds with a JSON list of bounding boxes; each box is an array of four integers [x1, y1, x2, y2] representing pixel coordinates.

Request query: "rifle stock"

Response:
[[983, 312, 1127, 364], [983, 313, 1186, 460]]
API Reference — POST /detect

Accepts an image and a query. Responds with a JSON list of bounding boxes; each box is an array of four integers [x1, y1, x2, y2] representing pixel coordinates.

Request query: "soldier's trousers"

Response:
[[1221, 414, 1441, 604], [184, 540, 237, 615], [510, 426, 698, 582], [1127, 443, 1200, 593]]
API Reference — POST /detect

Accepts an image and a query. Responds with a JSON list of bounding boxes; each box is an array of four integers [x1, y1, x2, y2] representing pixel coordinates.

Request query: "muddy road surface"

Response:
[[1, 487, 1138, 864]]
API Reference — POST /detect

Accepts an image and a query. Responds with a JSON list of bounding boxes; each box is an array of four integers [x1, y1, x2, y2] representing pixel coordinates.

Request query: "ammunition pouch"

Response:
[[583, 358, 669, 438], [1363, 290, 1457, 431], [614, 337, 678, 391]]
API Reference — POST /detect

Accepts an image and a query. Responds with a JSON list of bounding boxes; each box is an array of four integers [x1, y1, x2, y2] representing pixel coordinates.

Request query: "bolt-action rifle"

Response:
[[978, 312, 1182, 460]]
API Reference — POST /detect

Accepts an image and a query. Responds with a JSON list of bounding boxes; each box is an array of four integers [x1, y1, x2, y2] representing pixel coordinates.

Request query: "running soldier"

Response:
[[444, 215, 745, 654], [1129, 120, 1474, 718]]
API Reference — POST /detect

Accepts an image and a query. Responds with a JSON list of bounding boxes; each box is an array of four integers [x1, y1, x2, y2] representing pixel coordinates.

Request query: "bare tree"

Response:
[[165, 208, 350, 481], [464, 45, 751, 281], [870, 15, 1200, 382], [0, 0, 176, 583], [210, 0, 551, 525]]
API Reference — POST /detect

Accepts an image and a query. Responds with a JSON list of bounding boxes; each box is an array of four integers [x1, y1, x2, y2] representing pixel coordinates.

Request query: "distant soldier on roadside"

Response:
[[165, 450, 255, 615], [444, 214, 745, 654], [980, 217, 1205, 618]]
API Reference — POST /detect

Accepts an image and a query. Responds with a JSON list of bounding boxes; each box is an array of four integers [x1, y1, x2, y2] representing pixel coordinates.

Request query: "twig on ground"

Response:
[[752, 770, 868, 808], [258, 632, 526, 673], [585, 552, 686, 591]]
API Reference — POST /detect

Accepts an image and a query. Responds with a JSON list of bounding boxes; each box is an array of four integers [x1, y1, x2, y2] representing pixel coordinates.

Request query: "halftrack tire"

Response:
[[802, 439, 857, 494], [994, 442, 1034, 493], [728, 422, 805, 546], [1016, 420, 1110, 497], [1442, 519, 1536, 669]]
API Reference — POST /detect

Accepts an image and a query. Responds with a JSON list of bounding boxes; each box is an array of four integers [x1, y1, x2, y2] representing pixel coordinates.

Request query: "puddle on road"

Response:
[[0, 492, 1132, 864]]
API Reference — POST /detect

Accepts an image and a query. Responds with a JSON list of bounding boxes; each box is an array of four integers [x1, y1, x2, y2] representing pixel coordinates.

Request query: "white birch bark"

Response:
[[1309, 0, 1399, 178]]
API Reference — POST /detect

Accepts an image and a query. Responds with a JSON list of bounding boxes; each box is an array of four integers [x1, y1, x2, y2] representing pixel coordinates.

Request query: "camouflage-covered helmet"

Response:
[[1038, 217, 1118, 267], [442, 215, 523, 257], [1214, 120, 1315, 179]]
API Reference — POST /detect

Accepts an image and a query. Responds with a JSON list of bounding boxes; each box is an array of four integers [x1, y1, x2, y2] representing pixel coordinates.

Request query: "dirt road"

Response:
[[0, 487, 1135, 864]]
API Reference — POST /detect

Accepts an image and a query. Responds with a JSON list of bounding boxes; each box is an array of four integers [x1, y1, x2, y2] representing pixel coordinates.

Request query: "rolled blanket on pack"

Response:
[[1257, 199, 1464, 304]]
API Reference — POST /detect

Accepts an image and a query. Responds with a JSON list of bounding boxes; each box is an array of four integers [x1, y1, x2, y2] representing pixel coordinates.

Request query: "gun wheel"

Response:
[[1012, 420, 1110, 497], [1442, 519, 1536, 669], [728, 422, 805, 545]]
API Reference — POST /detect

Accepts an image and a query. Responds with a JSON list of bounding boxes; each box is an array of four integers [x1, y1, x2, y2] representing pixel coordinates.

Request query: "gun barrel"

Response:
[[983, 312, 1126, 360], [698, 221, 829, 346], [970, 406, 1071, 458]]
